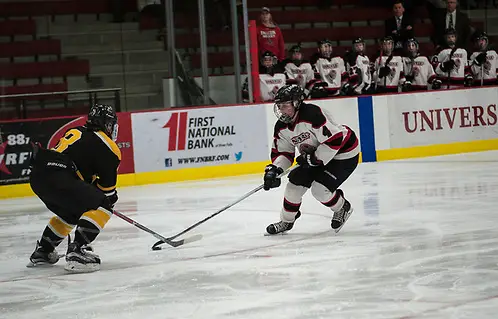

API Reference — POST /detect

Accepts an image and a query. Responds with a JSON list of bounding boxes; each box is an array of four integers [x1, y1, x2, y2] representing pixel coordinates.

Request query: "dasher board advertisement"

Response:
[[384, 88, 498, 148], [132, 105, 269, 172]]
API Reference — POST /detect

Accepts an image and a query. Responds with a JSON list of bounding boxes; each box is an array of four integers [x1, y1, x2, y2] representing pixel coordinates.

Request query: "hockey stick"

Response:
[[383, 53, 394, 90], [151, 165, 297, 250], [112, 210, 203, 248], [374, 42, 382, 91], [447, 46, 457, 89], [481, 61, 484, 87]]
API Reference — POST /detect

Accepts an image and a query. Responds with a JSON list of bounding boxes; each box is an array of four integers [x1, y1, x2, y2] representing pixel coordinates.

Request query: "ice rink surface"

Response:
[[2, 151, 498, 319]]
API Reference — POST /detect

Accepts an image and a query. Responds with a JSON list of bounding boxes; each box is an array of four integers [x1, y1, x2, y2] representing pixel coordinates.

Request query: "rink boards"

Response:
[[1, 87, 497, 198]]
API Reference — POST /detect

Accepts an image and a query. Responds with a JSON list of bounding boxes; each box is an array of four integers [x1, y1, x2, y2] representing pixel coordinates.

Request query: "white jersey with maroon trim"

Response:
[[259, 73, 286, 102], [312, 56, 348, 92], [346, 53, 372, 93], [402, 55, 436, 89], [434, 47, 468, 86], [470, 50, 498, 84], [373, 55, 404, 89], [271, 102, 359, 171], [283, 60, 315, 89]]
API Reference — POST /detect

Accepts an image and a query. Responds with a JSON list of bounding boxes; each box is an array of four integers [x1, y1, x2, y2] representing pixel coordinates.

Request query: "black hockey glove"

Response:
[[441, 60, 456, 72], [92, 179, 118, 208], [464, 74, 474, 87], [432, 79, 442, 90], [105, 189, 118, 208], [296, 152, 323, 168], [340, 82, 353, 96], [263, 164, 284, 191], [475, 52, 487, 66], [402, 81, 412, 92], [378, 66, 391, 78]]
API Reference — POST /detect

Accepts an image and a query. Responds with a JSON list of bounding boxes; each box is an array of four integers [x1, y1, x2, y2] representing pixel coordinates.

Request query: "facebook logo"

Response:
[[165, 158, 173, 167]]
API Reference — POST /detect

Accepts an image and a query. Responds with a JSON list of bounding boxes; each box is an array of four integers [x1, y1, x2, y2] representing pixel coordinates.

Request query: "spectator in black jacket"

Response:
[[432, 0, 471, 50], [385, 1, 414, 54]]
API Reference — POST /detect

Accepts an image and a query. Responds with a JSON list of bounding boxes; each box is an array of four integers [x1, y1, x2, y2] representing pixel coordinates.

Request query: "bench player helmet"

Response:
[[405, 38, 419, 57], [381, 36, 394, 55], [261, 50, 277, 68], [273, 84, 305, 123], [289, 45, 303, 65], [318, 39, 333, 58], [474, 31, 489, 51], [87, 104, 119, 141], [352, 37, 365, 54], [445, 28, 457, 47]]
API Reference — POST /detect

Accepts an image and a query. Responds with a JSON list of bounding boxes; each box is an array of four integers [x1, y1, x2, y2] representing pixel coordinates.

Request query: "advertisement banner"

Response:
[[386, 88, 498, 148], [132, 105, 269, 172], [0, 113, 134, 185]]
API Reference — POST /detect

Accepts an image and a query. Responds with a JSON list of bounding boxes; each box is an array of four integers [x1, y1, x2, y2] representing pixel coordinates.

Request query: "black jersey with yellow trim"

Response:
[[51, 125, 121, 191]]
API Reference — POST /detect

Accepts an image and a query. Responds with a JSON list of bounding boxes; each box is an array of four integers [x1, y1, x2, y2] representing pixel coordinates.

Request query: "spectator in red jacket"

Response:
[[257, 7, 285, 61]]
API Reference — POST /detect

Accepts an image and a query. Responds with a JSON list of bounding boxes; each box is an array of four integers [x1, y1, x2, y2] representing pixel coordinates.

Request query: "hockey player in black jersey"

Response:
[[27, 104, 121, 273], [263, 84, 359, 235]]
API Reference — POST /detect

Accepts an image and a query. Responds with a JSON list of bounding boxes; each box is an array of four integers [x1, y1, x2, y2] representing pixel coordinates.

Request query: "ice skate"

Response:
[[26, 241, 60, 267], [65, 239, 101, 273], [266, 211, 301, 235], [331, 198, 353, 233]]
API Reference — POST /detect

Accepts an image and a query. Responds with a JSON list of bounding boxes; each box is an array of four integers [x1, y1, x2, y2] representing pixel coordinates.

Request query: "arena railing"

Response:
[[0, 87, 122, 119]]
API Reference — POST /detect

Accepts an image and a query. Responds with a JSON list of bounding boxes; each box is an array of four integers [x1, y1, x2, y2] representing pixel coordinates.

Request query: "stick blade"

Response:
[[151, 234, 203, 250]]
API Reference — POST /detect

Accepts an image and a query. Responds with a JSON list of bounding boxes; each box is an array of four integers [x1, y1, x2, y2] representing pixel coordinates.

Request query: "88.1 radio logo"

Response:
[[0, 133, 33, 176]]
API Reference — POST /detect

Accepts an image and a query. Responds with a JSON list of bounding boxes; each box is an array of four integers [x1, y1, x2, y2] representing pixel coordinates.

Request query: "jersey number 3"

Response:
[[53, 129, 82, 153]]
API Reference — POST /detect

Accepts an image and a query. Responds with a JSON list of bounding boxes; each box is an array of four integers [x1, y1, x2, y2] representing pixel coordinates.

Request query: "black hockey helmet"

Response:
[[87, 104, 119, 141], [289, 44, 302, 54], [405, 38, 419, 57], [289, 44, 303, 64], [261, 50, 277, 67], [273, 84, 305, 123], [444, 28, 457, 47], [352, 37, 365, 53], [381, 36, 394, 54], [444, 27, 457, 36], [317, 39, 333, 46], [474, 31, 489, 50], [381, 36, 394, 44], [318, 39, 333, 58]]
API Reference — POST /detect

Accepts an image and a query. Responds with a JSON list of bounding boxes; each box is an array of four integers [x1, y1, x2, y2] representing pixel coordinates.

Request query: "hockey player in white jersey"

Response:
[[242, 51, 286, 102], [434, 28, 473, 89], [263, 84, 359, 235], [309, 39, 349, 98], [282, 45, 314, 90], [343, 37, 373, 95], [374, 36, 405, 93], [402, 38, 441, 91], [469, 31, 498, 86]]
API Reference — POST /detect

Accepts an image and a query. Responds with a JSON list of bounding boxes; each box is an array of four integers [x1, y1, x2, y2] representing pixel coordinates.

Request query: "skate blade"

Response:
[[26, 261, 55, 268], [26, 253, 64, 268], [334, 208, 354, 234], [264, 231, 289, 236], [64, 261, 100, 273]]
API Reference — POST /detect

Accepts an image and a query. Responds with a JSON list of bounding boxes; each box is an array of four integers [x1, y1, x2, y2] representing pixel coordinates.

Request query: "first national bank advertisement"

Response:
[[131, 105, 269, 172]]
